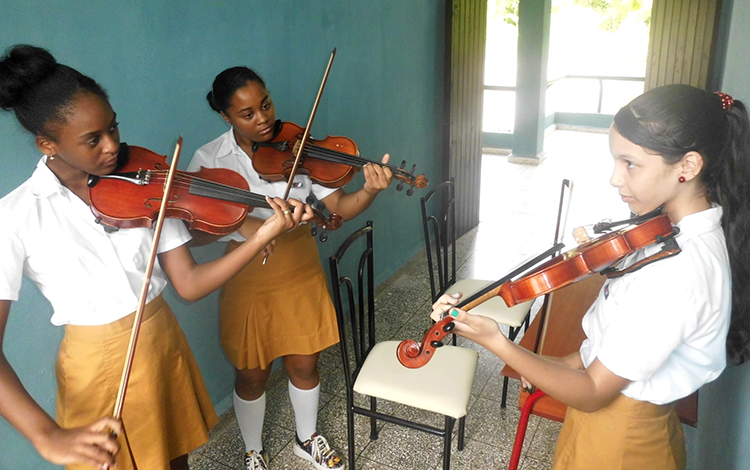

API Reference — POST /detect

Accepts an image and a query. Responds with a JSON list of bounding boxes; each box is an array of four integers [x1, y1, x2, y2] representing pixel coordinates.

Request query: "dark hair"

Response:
[[0, 44, 108, 139], [614, 84, 750, 364], [206, 66, 265, 114]]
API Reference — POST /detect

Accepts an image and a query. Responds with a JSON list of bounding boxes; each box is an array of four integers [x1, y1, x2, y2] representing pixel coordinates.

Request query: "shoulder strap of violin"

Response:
[[602, 231, 681, 279]]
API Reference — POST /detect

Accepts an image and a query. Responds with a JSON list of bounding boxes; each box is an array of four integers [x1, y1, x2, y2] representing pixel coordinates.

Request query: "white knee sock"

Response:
[[288, 380, 320, 441], [233, 389, 266, 452]]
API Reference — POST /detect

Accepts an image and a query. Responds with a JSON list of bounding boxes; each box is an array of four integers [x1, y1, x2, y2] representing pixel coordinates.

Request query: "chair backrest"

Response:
[[420, 178, 457, 303], [328, 221, 376, 390]]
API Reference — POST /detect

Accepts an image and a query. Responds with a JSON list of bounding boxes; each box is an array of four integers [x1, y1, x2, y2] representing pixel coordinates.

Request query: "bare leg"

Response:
[[283, 353, 321, 390], [235, 366, 273, 400], [170, 454, 189, 470]]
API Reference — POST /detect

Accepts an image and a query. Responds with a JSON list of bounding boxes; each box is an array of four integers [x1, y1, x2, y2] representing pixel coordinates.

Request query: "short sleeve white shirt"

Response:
[[0, 157, 191, 326], [579, 206, 730, 404], [187, 128, 337, 242]]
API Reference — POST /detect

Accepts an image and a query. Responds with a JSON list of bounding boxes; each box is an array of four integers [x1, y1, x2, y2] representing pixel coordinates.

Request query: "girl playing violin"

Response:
[[0, 45, 313, 470], [186, 67, 393, 470], [432, 84, 750, 469]]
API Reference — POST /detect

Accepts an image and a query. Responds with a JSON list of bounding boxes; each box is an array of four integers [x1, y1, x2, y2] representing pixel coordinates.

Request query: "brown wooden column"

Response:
[[445, 0, 487, 237], [645, 0, 723, 90]]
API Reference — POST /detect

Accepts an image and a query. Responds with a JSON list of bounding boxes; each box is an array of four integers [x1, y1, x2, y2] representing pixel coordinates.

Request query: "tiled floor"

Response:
[[188, 130, 626, 470]]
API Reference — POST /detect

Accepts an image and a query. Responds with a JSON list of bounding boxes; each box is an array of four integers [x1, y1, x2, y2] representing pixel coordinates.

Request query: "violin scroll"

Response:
[[396, 315, 455, 368], [305, 195, 343, 242]]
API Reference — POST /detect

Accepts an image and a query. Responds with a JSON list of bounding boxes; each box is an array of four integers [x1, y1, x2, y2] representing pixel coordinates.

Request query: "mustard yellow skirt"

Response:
[[552, 394, 686, 470], [56, 295, 218, 470], [221, 226, 339, 370]]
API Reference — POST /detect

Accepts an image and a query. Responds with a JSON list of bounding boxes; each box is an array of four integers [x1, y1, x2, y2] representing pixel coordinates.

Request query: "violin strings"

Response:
[[301, 142, 416, 182], [146, 172, 270, 207]]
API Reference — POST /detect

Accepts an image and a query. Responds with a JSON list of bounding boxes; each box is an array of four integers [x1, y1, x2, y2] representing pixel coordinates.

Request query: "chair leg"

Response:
[[458, 416, 466, 451], [369, 396, 378, 440], [442, 416, 455, 470], [501, 375, 510, 409], [347, 408, 356, 470]]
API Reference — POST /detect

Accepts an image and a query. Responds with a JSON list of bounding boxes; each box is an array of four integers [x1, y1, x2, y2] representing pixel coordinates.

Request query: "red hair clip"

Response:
[[715, 91, 734, 111]]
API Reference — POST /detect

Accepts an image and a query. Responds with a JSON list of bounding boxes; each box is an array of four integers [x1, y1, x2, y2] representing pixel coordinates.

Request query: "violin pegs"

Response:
[[429, 340, 445, 348], [306, 195, 315, 204], [442, 322, 455, 333], [410, 163, 417, 174], [396, 181, 404, 191], [310, 224, 318, 237], [406, 186, 414, 197], [319, 230, 328, 243], [316, 202, 326, 211], [400, 160, 407, 169]]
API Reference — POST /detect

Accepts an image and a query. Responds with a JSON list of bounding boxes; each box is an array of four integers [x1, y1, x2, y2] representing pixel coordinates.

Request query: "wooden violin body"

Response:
[[252, 121, 429, 195], [396, 212, 679, 369], [88, 143, 342, 237], [498, 213, 675, 307]]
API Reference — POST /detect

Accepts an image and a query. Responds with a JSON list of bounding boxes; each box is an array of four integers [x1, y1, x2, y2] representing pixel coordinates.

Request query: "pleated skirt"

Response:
[[220, 226, 339, 370], [56, 294, 218, 470], [552, 393, 686, 470]]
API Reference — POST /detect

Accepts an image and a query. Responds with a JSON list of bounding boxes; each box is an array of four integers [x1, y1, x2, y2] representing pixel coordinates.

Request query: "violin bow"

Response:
[[536, 179, 574, 355], [282, 48, 337, 199], [261, 49, 336, 265], [105, 136, 183, 470]]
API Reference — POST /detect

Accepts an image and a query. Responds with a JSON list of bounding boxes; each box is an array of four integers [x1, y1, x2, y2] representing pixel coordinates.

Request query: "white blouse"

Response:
[[187, 128, 337, 243], [0, 157, 191, 326], [580, 205, 731, 404]]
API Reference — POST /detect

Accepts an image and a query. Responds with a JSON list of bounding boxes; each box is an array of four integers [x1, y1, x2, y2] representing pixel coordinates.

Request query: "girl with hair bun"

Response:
[[187, 67, 393, 470], [432, 84, 750, 469], [0, 45, 313, 470]]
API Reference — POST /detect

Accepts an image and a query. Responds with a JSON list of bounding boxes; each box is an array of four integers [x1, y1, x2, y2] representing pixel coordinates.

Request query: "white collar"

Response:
[[28, 156, 65, 199]]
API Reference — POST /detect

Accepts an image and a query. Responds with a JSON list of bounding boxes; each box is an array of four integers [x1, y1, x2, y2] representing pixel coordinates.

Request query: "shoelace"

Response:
[[245, 452, 267, 470], [310, 435, 338, 465]]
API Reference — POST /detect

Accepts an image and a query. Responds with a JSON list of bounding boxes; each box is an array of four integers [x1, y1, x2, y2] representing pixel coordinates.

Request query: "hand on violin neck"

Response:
[[254, 197, 314, 243], [430, 292, 463, 322], [362, 153, 394, 195]]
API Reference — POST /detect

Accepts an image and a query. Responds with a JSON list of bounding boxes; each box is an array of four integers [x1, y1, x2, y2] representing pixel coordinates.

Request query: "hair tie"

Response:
[[715, 91, 734, 111]]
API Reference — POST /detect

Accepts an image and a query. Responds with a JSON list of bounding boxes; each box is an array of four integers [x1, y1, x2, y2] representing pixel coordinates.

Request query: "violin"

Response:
[[251, 121, 429, 195], [88, 143, 343, 239], [397, 211, 681, 368]]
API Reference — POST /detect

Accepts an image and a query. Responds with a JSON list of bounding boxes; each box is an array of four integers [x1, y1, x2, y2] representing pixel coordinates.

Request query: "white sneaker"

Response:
[[244, 450, 269, 470], [293, 432, 344, 469]]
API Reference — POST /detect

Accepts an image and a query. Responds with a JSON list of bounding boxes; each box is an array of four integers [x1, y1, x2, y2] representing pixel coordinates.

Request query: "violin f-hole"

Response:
[[145, 193, 180, 209]]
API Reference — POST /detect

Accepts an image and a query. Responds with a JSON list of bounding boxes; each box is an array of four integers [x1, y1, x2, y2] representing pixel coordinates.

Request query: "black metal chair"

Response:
[[329, 221, 478, 470], [421, 178, 534, 407]]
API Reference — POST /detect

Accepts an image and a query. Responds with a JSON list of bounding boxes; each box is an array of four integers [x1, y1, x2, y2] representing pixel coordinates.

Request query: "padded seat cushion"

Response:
[[353, 341, 478, 419]]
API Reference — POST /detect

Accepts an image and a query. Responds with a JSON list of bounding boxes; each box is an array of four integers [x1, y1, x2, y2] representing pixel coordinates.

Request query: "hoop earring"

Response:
[[678, 176, 686, 183]]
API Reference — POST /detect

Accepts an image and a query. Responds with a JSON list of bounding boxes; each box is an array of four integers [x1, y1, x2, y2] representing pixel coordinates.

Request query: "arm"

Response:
[[431, 296, 629, 412], [320, 154, 393, 220], [159, 197, 312, 302], [0, 300, 122, 467]]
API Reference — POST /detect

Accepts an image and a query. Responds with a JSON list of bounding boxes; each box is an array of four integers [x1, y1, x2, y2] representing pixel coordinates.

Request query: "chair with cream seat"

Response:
[[421, 178, 534, 407], [329, 221, 478, 470]]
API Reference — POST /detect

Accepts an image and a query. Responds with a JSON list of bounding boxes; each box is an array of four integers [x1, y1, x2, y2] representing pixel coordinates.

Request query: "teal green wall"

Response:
[[683, 1, 750, 469], [0, 2, 445, 468]]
